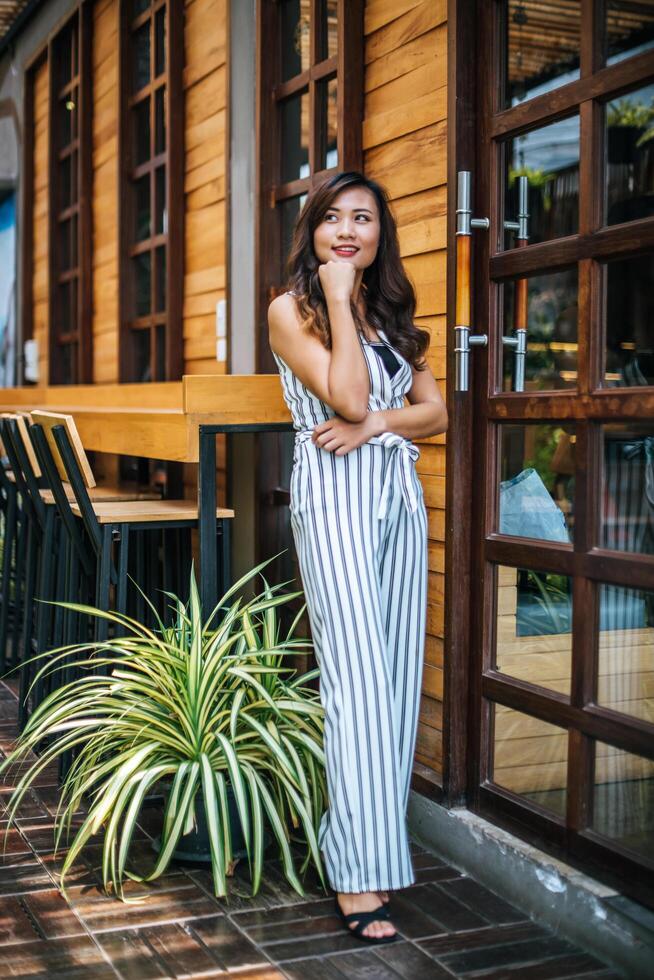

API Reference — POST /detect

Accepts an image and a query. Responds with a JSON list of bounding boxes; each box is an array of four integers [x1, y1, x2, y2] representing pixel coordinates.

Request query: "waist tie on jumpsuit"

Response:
[[274, 330, 428, 895]]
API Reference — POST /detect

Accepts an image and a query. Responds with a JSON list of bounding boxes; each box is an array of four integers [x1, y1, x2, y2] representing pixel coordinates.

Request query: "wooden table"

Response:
[[0, 376, 294, 616]]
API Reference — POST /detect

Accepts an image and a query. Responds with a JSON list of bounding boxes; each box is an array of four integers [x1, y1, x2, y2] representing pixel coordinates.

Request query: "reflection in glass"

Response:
[[320, 0, 338, 61], [155, 245, 166, 313], [132, 328, 151, 383], [155, 324, 165, 381], [492, 704, 568, 816], [318, 77, 338, 170], [499, 424, 575, 541], [605, 84, 654, 226], [604, 254, 654, 386], [132, 22, 150, 93], [155, 166, 167, 234], [504, 116, 579, 246], [503, 0, 580, 108], [281, 0, 309, 81], [155, 86, 166, 155], [132, 0, 150, 17], [280, 196, 303, 264], [133, 251, 151, 317], [280, 91, 310, 183], [592, 743, 654, 860], [602, 424, 654, 556], [606, 2, 654, 65], [155, 6, 166, 77], [133, 97, 150, 166], [495, 566, 572, 695], [502, 268, 578, 391], [597, 584, 654, 722], [135, 174, 151, 241]]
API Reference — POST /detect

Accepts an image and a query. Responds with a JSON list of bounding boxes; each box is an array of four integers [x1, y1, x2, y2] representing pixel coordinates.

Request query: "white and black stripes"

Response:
[[273, 327, 427, 893]]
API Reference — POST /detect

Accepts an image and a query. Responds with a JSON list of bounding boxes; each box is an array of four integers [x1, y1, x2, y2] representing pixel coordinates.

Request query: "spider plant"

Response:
[[0, 557, 328, 902]]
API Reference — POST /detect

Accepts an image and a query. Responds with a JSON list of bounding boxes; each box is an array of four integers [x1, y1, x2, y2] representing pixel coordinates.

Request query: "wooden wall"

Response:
[[182, 0, 227, 377], [363, 0, 448, 777], [32, 60, 49, 384], [92, 0, 119, 383]]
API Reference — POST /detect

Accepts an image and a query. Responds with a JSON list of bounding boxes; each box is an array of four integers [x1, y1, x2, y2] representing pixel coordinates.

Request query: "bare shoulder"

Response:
[[268, 293, 303, 349]]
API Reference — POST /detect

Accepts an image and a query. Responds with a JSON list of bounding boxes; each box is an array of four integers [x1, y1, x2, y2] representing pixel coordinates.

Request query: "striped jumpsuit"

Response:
[[272, 325, 428, 894]]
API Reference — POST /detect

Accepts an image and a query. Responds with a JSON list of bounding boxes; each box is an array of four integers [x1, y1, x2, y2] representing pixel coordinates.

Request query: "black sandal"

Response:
[[335, 897, 399, 945]]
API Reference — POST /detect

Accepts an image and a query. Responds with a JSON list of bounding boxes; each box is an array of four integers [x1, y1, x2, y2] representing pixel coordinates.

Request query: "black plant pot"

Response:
[[154, 782, 272, 864]]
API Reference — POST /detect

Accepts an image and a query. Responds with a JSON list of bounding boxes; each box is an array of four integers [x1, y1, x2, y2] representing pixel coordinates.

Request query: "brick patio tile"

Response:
[[0, 933, 115, 978], [304, 946, 418, 979], [254, 928, 374, 963], [373, 939, 456, 979], [0, 890, 86, 941], [473, 950, 616, 979], [233, 897, 334, 930], [437, 876, 530, 925], [418, 921, 552, 956], [413, 864, 465, 884], [0, 861, 53, 896], [0, 827, 33, 864], [189, 914, 271, 971], [244, 910, 344, 947], [67, 878, 220, 933], [436, 935, 579, 974], [98, 921, 230, 979], [391, 882, 487, 938]]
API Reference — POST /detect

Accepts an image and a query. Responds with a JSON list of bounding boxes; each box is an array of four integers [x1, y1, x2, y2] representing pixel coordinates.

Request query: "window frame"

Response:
[[117, 0, 184, 383], [47, 4, 93, 386], [256, 0, 364, 373]]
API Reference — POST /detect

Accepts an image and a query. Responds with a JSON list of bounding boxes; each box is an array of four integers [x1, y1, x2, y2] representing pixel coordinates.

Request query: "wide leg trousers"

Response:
[[289, 435, 428, 893]]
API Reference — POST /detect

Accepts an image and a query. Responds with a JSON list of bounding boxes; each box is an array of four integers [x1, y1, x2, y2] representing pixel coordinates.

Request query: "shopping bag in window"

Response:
[[499, 467, 570, 543]]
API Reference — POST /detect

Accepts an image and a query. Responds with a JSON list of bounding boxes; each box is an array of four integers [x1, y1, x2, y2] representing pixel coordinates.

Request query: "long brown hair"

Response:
[[286, 171, 430, 370]]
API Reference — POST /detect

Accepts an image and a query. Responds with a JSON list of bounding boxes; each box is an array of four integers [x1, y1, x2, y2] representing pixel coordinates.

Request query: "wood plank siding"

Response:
[[32, 59, 49, 384], [92, 0, 119, 383], [182, 0, 227, 377], [364, 0, 448, 776]]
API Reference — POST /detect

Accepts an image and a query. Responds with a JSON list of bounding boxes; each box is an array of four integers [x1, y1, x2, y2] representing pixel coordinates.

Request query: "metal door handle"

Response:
[[455, 171, 488, 392], [502, 176, 529, 392]]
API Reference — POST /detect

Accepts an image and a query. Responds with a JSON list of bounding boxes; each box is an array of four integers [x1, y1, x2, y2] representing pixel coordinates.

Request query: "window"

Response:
[[256, 0, 364, 371], [119, 0, 183, 382], [48, 8, 92, 384]]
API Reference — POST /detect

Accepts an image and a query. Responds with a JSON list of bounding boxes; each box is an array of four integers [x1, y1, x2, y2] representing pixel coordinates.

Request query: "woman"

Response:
[[268, 171, 448, 944]]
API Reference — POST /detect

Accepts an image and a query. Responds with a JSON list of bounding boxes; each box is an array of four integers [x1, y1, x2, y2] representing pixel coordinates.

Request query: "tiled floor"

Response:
[[0, 681, 621, 979]]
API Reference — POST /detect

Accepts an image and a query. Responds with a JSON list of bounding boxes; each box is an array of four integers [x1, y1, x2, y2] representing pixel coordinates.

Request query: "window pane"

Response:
[[504, 116, 580, 247], [280, 91, 309, 183], [604, 253, 654, 387], [131, 328, 151, 383], [499, 423, 575, 542], [155, 245, 166, 313], [602, 423, 654, 555], [59, 217, 72, 270], [59, 95, 74, 148], [155, 5, 166, 77], [319, 0, 338, 61], [606, 2, 654, 65], [318, 76, 338, 170], [59, 155, 72, 210], [492, 704, 568, 817], [154, 165, 167, 234], [132, 0, 150, 17], [133, 251, 151, 317], [155, 324, 166, 381], [502, 0, 580, 108], [133, 97, 151, 166], [155, 86, 166, 155], [280, 195, 303, 266], [501, 268, 578, 391], [134, 174, 151, 241], [496, 566, 572, 696], [592, 743, 654, 860], [597, 584, 654, 722], [605, 83, 654, 226], [132, 21, 151, 93], [281, 0, 309, 81], [58, 341, 77, 386]]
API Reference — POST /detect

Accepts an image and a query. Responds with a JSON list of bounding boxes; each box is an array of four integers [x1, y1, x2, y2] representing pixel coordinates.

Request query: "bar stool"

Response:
[[31, 411, 234, 636]]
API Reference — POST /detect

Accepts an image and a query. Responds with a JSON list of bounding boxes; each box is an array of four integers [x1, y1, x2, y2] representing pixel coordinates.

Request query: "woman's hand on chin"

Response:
[[311, 411, 386, 455]]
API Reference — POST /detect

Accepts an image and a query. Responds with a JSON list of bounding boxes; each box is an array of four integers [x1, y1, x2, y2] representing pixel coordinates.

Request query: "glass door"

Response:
[[468, 0, 654, 908]]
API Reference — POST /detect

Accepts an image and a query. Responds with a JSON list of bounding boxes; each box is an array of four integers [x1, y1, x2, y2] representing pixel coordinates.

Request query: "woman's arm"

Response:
[[374, 359, 447, 440], [311, 359, 447, 455], [268, 269, 370, 422]]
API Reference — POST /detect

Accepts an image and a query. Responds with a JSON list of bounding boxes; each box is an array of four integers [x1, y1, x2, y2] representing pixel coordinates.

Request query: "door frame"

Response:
[[445, 0, 654, 908]]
